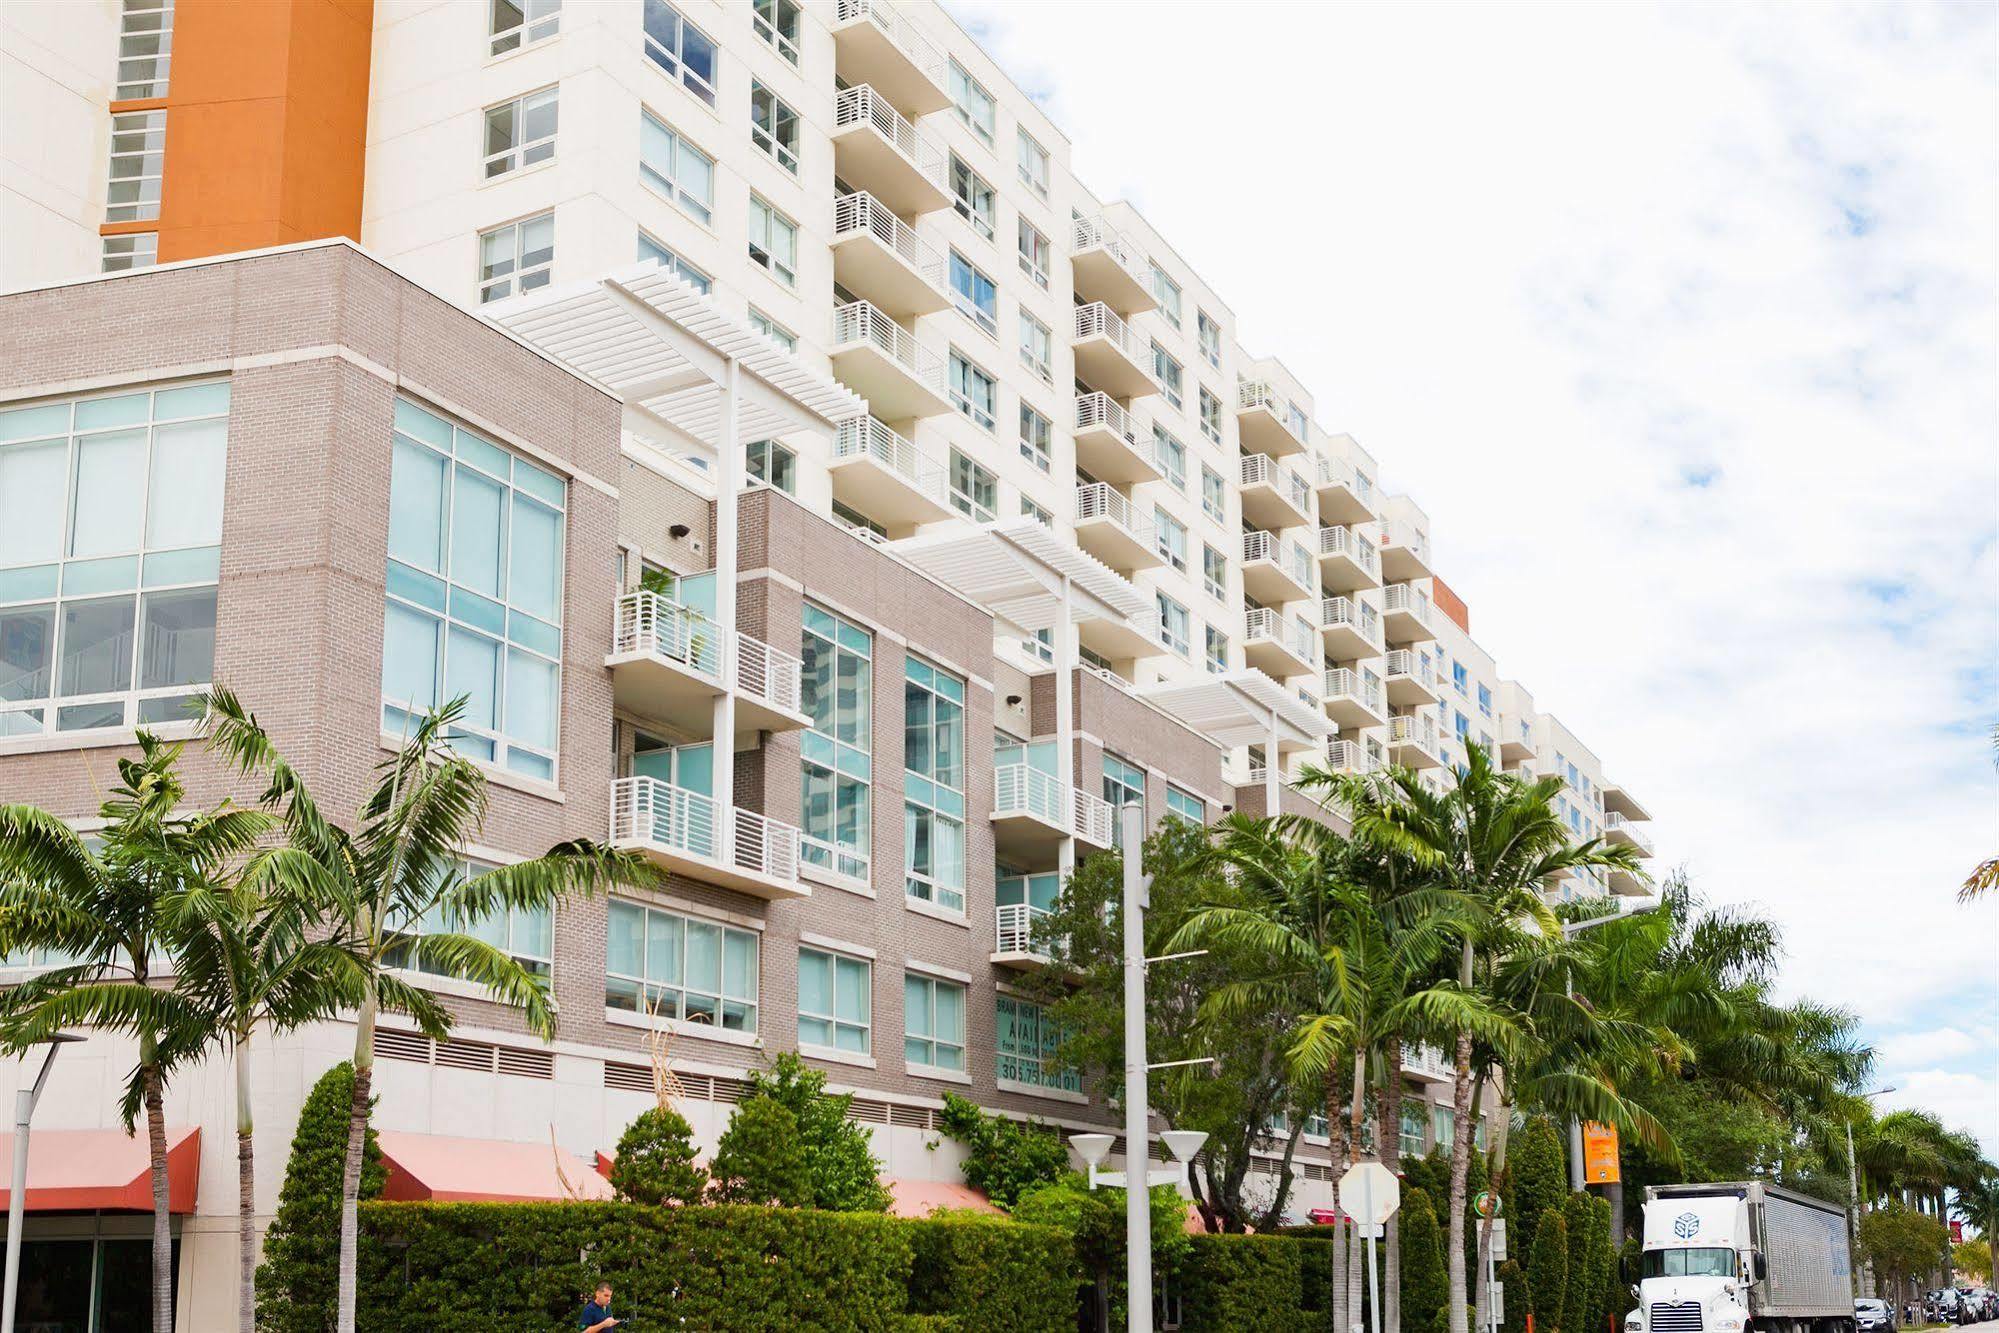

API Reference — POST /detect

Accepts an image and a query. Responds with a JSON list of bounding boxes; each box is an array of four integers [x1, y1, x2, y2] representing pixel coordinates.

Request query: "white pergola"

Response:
[[1142, 669, 1333, 813]]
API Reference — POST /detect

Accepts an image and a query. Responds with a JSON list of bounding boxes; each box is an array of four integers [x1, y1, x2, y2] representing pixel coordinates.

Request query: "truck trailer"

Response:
[[1625, 1180, 1854, 1333]]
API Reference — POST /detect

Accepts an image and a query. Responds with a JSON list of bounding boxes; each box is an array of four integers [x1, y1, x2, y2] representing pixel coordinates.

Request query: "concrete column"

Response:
[[711, 359, 739, 840]]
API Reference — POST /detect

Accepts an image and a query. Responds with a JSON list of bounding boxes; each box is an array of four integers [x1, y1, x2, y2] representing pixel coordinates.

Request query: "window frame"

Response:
[[949, 154, 995, 241], [948, 250, 998, 338], [749, 79, 801, 175], [1155, 593, 1190, 658], [903, 655, 967, 915], [641, 0, 718, 108], [1017, 217, 1050, 290], [639, 109, 715, 224], [904, 971, 967, 1073], [997, 993, 1081, 1093], [1016, 128, 1050, 199], [604, 897, 758, 1033], [483, 88, 558, 180], [116, 0, 175, 99], [1201, 464, 1225, 523], [106, 110, 166, 223], [477, 212, 555, 304], [800, 603, 873, 882], [750, 0, 800, 65], [1152, 342, 1184, 409], [948, 59, 996, 147], [746, 194, 799, 287], [1150, 265, 1183, 327], [490, 0, 560, 57], [1018, 310, 1053, 384], [948, 449, 996, 522], [797, 946, 871, 1055], [100, 233, 158, 274], [1154, 507, 1187, 572], [1018, 402, 1052, 473], [947, 351, 997, 432]]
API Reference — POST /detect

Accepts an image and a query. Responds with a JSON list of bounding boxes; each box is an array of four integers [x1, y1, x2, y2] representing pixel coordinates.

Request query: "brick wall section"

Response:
[[615, 456, 713, 575], [1231, 780, 1352, 835], [1028, 668, 1230, 826]]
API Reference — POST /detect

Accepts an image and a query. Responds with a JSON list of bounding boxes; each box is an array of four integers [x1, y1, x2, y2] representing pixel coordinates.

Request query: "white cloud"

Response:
[[1878, 1070, 1999, 1163], [1876, 1024, 1995, 1070], [945, 0, 1999, 1143]]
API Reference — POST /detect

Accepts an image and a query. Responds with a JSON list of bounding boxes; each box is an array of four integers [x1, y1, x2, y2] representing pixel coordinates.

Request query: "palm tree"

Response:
[[202, 687, 657, 1333], [1345, 745, 1644, 1333], [1962, 727, 1997, 900], [0, 734, 268, 1333]]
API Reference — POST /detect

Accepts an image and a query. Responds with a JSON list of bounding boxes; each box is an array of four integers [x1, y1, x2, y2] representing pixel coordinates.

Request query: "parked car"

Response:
[[1856, 1299, 1896, 1332]]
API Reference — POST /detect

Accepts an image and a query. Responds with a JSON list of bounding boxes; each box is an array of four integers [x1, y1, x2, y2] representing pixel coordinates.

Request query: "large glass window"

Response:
[[117, 0, 174, 99], [385, 857, 553, 980], [801, 604, 871, 880], [798, 947, 870, 1053], [746, 439, 795, 493], [381, 397, 566, 781], [1204, 625, 1228, 675], [1151, 265, 1183, 327], [1017, 218, 1049, 290], [1197, 310, 1222, 368], [1165, 785, 1203, 825], [750, 81, 800, 174], [949, 251, 997, 337], [904, 972, 966, 1072], [1399, 1101, 1427, 1157], [904, 657, 965, 914], [101, 233, 158, 274], [1155, 593, 1189, 659], [1432, 1103, 1456, 1149], [639, 111, 714, 224], [1154, 427, 1186, 490], [751, 0, 799, 64], [948, 450, 995, 522], [12, 1238, 174, 1333], [1018, 312, 1052, 384], [949, 155, 995, 241], [1152, 342, 1184, 409], [477, 213, 554, 304], [747, 195, 798, 286], [997, 994, 1080, 1092], [0, 382, 227, 738], [642, 0, 717, 106], [483, 89, 557, 178], [1103, 752, 1145, 845], [948, 60, 995, 147], [490, 0, 560, 55], [1199, 388, 1223, 445], [948, 352, 996, 431], [605, 899, 757, 1032], [1018, 403, 1051, 473], [1201, 465, 1226, 523], [1016, 129, 1050, 199], [106, 111, 166, 222], [1154, 508, 1187, 572], [1202, 543, 1226, 601]]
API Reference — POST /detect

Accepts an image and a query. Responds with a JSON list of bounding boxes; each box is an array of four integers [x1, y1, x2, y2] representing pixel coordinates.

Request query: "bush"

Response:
[[904, 1212, 1074, 1332], [1527, 1207, 1569, 1333], [1012, 1173, 1189, 1330], [608, 1106, 707, 1206], [937, 1091, 1069, 1208], [1564, 1192, 1596, 1333], [744, 1052, 892, 1212], [1178, 1233, 1323, 1332], [1510, 1119, 1566, 1260], [1497, 1259, 1527, 1333], [711, 1094, 810, 1206], [1400, 1187, 1449, 1333], [256, 1061, 385, 1333]]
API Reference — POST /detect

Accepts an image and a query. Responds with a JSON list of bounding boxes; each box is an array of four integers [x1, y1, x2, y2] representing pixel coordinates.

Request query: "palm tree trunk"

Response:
[[142, 1058, 173, 1333], [1381, 1039, 1405, 1333], [1349, 1047, 1367, 1332], [235, 1038, 256, 1333], [1472, 1092, 1511, 1333], [337, 989, 377, 1333], [1329, 1068, 1351, 1333], [1445, 1025, 1475, 1333]]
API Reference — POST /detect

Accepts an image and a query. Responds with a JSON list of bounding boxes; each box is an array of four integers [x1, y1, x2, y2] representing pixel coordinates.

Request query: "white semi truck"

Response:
[[1625, 1181, 1854, 1333]]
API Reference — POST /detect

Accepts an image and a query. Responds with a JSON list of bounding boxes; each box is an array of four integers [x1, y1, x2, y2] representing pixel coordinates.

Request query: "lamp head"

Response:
[[1161, 1130, 1208, 1164], [1069, 1133, 1114, 1170]]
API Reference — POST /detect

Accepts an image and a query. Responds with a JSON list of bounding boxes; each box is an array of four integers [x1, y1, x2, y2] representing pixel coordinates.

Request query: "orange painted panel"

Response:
[[1431, 575, 1471, 634], [1583, 1121, 1621, 1184]]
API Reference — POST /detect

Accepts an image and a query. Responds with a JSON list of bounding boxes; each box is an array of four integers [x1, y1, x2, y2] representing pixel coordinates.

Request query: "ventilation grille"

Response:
[[372, 1029, 554, 1081], [1650, 1306, 1704, 1333]]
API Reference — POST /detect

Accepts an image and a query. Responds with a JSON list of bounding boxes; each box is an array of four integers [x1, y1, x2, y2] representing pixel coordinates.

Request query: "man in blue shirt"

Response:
[[580, 1281, 620, 1331]]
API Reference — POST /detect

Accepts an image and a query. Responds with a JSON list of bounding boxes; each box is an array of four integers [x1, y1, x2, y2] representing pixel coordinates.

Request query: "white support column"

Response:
[[1264, 705, 1281, 816], [711, 357, 740, 840], [1055, 576, 1076, 878], [1121, 801, 1152, 1333]]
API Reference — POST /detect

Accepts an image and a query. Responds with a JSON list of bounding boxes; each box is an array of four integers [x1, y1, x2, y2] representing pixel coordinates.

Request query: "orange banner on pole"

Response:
[[1582, 1122, 1621, 1184]]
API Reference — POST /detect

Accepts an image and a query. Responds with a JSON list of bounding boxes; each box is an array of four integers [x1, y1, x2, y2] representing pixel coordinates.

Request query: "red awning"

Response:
[[884, 1177, 1000, 1219], [376, 1131, 615, 1203], [0, 1126, 200, 1213]]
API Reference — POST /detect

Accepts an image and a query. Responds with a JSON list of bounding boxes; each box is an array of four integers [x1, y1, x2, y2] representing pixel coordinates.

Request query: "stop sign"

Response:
[[1338, 1160, 1401, 1226]]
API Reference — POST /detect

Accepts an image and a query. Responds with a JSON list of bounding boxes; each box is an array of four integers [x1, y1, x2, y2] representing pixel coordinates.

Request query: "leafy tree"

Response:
[[742, 1052, 888, 1211], [1400, 1187, 1449, 1333], [1012, 1173, 1189, 1330], [256, 1062, 385, 1332], [710, 1094, 810, 1206], [1509, 1119, 1565, 1261], [1526, 1207, 1568, 1333], [1952, 1238, 1990, 1282], [937, 1090, 1069, 1209], [608, 1107, 707, 1207], [1858, 1203, 1949, 1300], [1562, 1193, 1596, 1333]]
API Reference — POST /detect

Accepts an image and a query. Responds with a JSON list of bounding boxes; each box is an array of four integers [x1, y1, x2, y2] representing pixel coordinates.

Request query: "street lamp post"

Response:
[[1845, 1085, 1896, 1299], [4, 1033, 84, 1333], [1560, 900, 1659, 1193]]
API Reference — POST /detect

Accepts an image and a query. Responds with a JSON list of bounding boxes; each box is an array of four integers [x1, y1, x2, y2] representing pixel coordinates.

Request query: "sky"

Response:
[[942, 0, 1999, 1152]]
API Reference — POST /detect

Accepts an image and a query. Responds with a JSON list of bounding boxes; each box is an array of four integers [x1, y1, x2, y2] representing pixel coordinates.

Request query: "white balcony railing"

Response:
[[1384, 649, 1435, 692], [833, 416, 946, 499], [1243, 529, 1314, 589], [1072, 301, 1145, 360], [1246, 607, 1316, 661], [1382, 582, 1432, 625], [1316, 455, 1379, 510], [832, 85, 946, 188], [1326, 739, 1383, 775], [1320, 597, 1383, 648], [1072, 787, 1113, 846], [1070, 213, 1148, 282], [1238, 380, 1303, 439], [733, 632, 804, 716], [833, 0, 947, 92], [1318, 525, 1381, 577], [613, 591, 804, 715], [995, 901, 1052, 956], [1240, 452, 1311, 516], [1390, 712, 1438, 752], [610, 776, 801, 885], [1403, 1043, 1453, 1080], [1381, 519, 1431, 566], [833, 191, 945, 288], [1076, 482, 1149, 541], [1605, 812, 1655, 852], [1074, 391, 1143, 447], [993, 764, 1111, 844], [1325, 666, 1385, 714], [832, 300, 947, 393]]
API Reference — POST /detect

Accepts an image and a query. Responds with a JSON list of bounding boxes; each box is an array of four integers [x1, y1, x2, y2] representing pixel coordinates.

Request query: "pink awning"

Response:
[[0, 1126, 200, 1213], [884, 1177, 1000, 1219], [376, 1131, 614, 1203]]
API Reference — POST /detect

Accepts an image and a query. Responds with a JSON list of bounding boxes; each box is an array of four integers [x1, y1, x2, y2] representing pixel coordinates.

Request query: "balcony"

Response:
[[1402, 1043, 1453, 1083], [1072, 392, 1161, 485], [606, 591, 809, 739], [829, 416, 950, 527], [830, 192, 949, 315], [830, 87, 948, 218], [1380, 582, 1436, 644], [609, 776, 806, 900], [1323, 666, 1388, 729], [1074, 483, 1162, 573], [830, 300, 951, 419], [1236, 381, 1307, 458], [1603, 812, 1655, 857], [1315, 455, 1379, 525], [992, 762, 1114, 859], [1241, 530, 1315, 605], [1388, 712, 1443, 770], [1238, 453, 1313, 531], [1324, 738, 1384, 776], [1071, 302, 1155, 399], [1383, 649, 1441, 707], [1319, 596, 1384, 660], [1069, 214, 1157, 314], [830, 0, 951, 116], [1244, 607, 1316, 680], [1379, 519, 1433, 581], [992, 900, 1058, 971], [1500, 726, 1535, 764], [1316, 525, 1382, 592]]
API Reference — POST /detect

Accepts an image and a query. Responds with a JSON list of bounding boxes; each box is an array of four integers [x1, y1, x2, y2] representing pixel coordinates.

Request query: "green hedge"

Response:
[[1177, 1233, 1332, 1332], [355, 1200, 1071, 1332]]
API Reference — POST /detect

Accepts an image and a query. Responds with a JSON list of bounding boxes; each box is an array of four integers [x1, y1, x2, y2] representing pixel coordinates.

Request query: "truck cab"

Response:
[[1628, 1182, 1853, 1333], [1632, 1194, 1760, 1333]]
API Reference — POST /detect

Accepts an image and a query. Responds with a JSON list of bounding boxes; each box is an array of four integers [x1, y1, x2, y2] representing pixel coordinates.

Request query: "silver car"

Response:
[[1855, 1299, 1895, 1332]]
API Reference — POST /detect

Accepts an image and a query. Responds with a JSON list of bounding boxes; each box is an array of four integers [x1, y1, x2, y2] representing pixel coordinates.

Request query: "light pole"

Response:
[[4, 1033, 84, 1333], [1560, 899, 1659, 1192], [1843, 1085, 1895, 1300]]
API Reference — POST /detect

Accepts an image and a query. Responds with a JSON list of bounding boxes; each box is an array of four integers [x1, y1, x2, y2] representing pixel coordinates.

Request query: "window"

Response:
[[0, 382, 228, 739], [1165, 786, 1204, 825], [1153, 427, 1186, 490], [1155, 593, 1189, 658], [1017, 218, 1049, 290], [1477, 683, 1493, 718], [745, 439, 795, 493], [1432, 1104, 1456, 1149], [748, 81, 800, 174], [948, 352, 996, 431], [1287, 402, 1309, 440], [1399, 1102, 1427, 1157], [798, 947, 870, 1053], [949, 251, 998, 337], [381, 398, 566, 780], [751, 0, 799, 64], [948, 60, 995, 147], [636, 231, 711, 292], [904, 656, 966, 913], [1016, 129, 1049, 199], [477, 213, 554, 304], [638, 112, 714, 223], [605, 899, 757, 1031], [832, 500, 885, 540], [998, 995, 1080, 1092], [106, 111, 165, 222], [1018, 403, 1051, 473], [1201, 464, 1225, 523], [1152, 342, 1183, 409], [1154, 508, 1187, 572], [1452, 661, 1469, 694], [117, 0, 174, 99], [948, 450, 996, 521], [1204, 626, 1228, 674], [801, 604, 872, 880], [746, 195, 798, 286], [1199, 388, 1223, 445], [904, 973, 966, 1072], [490, 0, 559, 55], [483, 89, 556, 179], [1202, 544, 1226, 601], [1021, 496, 1052, 527], [642, 0, 716, 106], [748, 308, 796, 352], [1103, 752, 1146, 847], [1197, 311, 1222, 368], [1018, 312, 1052, 384], [949, 155, 995, 241], [100, 233, 157, 274], [385, 857, 552, 980], [1150, 265, 1182, 327]]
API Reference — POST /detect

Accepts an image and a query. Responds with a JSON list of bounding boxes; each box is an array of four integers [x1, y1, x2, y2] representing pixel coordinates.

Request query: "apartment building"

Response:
[[0, 1, 1651, 1324]]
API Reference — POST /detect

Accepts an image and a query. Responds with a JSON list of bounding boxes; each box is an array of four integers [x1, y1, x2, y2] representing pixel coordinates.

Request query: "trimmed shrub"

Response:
[[1509, 1119, 1565, 1260], [904, 1213, 1074, 1333], [1178, 1233, 1315, 1332], [256, 1061, 385, 1333], [607, 1106, 706, 1207], [1563, 1192, 1596, 1333], [1497, 1259, 1527, 1333], [744, 1052, 892, 1212], [1527, 1207, 1569, 1333], [1400, 1187, 1449, 1333], [710, 1094, 810, 1206]]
